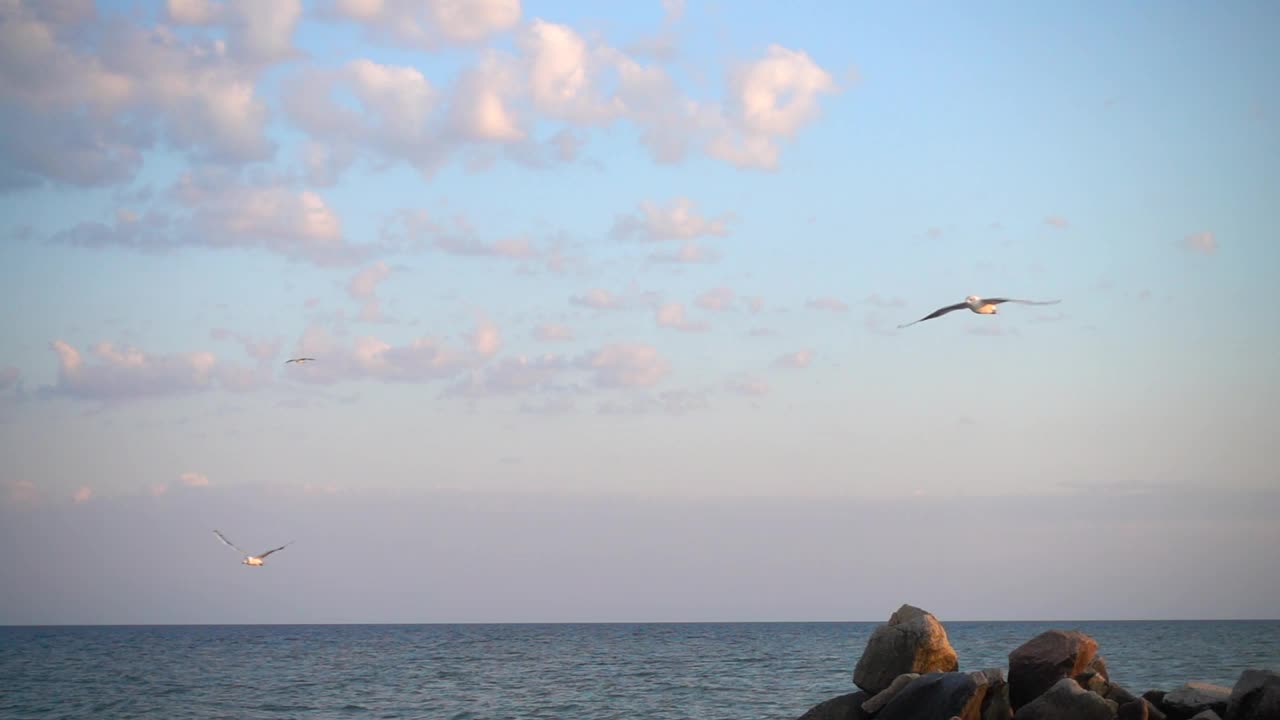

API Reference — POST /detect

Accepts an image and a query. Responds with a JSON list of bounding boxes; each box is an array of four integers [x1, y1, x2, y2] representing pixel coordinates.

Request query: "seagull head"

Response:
[[965, 295, 981, 305]]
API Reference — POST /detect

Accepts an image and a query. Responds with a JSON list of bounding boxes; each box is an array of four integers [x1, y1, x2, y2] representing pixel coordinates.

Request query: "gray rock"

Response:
[[1007, 630, 1101, 710], [795, 691, 872, 720], [852, 604, 960, 694], [878, 672, 988, 720], [1119, 700, 1150, 720], [1189, 711, 1222, 720], [1224, 669, 1280, 720], [1106, 683, 1140, 706], [1012, 678, 1115, 720], [1164, 682, 1231, 720], [861, 672, 919, 714]]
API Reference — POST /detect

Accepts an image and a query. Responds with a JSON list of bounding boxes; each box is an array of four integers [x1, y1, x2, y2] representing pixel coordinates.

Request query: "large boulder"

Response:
[[1224, 669, 1280, 720], [1012, 678, 1115, 720], [972, 668, 1013, 720], [795, 691, 872, 720], [852, 604, 959, 694], [877, 672, 989, 720], [1007, 630, 1100, 710], [1163, 682, 1231, 720]]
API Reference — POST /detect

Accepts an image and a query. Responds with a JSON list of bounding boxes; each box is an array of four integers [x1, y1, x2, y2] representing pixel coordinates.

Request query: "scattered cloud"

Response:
[[863, 294, 905, 309], [578, 343, 670, 388], [0, 366, 19, 392], [648, 242, 720, 264], [1044, 215, 1070, 229], [72, 486, 93, 503], [611, 197, 732, 242], [569, 287, 658, 311], [470, 319, 502, 357], [150, 482, 169, 497], [179, 471, 210, 488], [773, 349, 813, 369], [6, 480, 39, 507], [347, 261, 393, 321], [533, 323, 574, 342], [329, 0, 522, 50], [597, 388, 710, 416], [1183, 231, 1217, 254], [655, 303, 708, 332], [725, 376, 769, 397], [696, 287, 736, 312], [285, 325, 480, 385], [446, 354, 569, 398], [48, 340, 220, 402], [806, 296, 849, 313]]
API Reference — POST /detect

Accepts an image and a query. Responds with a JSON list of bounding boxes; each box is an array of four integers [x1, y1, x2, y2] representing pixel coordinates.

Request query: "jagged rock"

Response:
[[1012, 678, 1115, 720], [877, 672, 989, 720], [852, 604, 959, 694], [1119, 700, 1150, 720], [972, 668, 1012, 720], [1225, 669, 1280, 720], [1007, 630, 1100, 710], [1145, 690, 1168, 708], [1189, 711, 1222, 720], [1106, 683, 1140, 706], [795, 691, 872, 720], [861, 672, 919, 714], [1164, 682, 1231, 720]]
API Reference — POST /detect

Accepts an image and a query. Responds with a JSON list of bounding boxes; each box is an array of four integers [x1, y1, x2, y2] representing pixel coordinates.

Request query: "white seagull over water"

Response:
[[213, 530, 293, 566], [898, 295, 1061, 329], [284, 357, 315, 364]]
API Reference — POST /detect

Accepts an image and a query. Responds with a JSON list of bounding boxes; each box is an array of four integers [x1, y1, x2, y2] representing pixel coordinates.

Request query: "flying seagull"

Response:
[[213, 530, 293, 567], [898, 295, 1061, 329], [284, 357, 315, 364]]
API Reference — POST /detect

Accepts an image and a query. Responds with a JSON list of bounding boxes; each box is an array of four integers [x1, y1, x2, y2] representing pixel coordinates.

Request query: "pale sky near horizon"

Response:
[[1, 0, 1278, 624]]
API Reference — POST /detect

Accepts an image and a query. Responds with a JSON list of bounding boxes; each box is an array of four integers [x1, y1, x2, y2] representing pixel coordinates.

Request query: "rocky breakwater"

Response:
[[795, 604, 1280, 720]]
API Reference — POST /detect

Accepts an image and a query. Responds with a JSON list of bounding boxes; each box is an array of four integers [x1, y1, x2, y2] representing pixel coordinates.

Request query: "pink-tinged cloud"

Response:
[[0, 366, 19, 391], [746, 296, 765, 314], [806, 296, 849, 313], [0, 3, 278, 189], [578, 344, 670, 388], [648, 242, 720, 264], [446, 354, 569, 397], [1044, 215, 1070, 229], [570, 288, 627, 310], [150, 482, 169, 497], [655, 303, 708, 332], [611, 198, 732, 242], [180, 471, 210, 488], [285, 325, 481, 385], [73, 486, 93, 503], [50, 340, 219, 401], [7, 480, 39, 507], [304, 297, 321, 309], [348, 261, 392, 321], [725, 377, 770, 397], [165, 0, 304, 65], [534, 323, 574, 342], [333, 0, 521, 49], [864, 294, 906, 309], [1184, 231, 1217, 254], [774, 349, 813, 369], [696, 287, 736, 311], [470, 321, 502, 357]]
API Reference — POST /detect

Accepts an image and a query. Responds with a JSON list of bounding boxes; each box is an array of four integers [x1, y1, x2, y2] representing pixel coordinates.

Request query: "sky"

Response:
[[1, 0, 1278, 624]]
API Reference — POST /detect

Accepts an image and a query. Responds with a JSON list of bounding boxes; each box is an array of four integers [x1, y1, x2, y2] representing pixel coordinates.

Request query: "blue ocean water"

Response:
[[2, 621, 1277, 719]]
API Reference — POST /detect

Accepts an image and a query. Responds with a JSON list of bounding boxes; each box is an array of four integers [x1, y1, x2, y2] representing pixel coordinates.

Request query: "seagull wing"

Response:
[[986, 298, 1061, 306], [254, 541, 293, 560], [213, 530, 248, 555], [897, 302, 969, 328]]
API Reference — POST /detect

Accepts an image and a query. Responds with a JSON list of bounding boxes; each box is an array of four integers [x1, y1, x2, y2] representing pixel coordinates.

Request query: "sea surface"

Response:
[[2, 620, 1277, 719]]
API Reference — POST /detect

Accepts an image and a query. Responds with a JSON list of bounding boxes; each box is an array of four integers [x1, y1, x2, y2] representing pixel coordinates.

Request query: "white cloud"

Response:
[[50, 339, 219, 402], [612, 198, 732, 242], [1184, 231, 1217, 254], [180, 472, 210, 487], [655, 302, 707, 332], [332, 0, 521, 48]]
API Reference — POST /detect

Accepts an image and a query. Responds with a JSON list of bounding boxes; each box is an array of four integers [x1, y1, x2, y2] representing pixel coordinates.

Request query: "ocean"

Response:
[[2, 621, 1277, 719]]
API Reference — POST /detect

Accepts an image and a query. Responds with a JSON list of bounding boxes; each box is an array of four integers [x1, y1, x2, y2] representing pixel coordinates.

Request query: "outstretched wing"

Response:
[[986, 298, 1061, 306], [255, 541, 293, 560], [898, 302, 968, 329], [213, 530, 248, 555]]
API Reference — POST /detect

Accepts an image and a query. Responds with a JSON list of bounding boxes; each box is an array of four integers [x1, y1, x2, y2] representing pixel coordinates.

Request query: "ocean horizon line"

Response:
[[5, 617, 1278, 628]]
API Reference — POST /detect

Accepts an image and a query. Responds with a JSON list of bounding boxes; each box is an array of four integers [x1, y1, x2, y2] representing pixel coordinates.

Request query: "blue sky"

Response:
[[1, 0, 1277, 623]]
